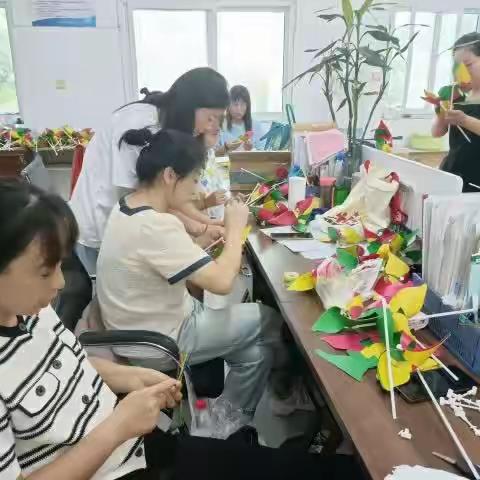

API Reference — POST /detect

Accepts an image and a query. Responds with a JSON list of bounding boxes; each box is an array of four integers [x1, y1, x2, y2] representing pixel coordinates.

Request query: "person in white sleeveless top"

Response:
[[70, 68, 230, 274]]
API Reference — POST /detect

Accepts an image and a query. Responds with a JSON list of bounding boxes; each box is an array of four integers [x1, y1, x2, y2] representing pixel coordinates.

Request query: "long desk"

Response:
[[246, 229, 480, 480]]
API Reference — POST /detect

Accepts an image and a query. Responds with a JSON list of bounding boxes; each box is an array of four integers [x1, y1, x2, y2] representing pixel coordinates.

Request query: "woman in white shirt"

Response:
[[97, 128, 283, 426], [70, 68, 230, 274]]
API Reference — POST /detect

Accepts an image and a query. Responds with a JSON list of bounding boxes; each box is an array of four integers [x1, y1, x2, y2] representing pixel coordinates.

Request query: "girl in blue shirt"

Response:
[[219, 85, 264, 152]]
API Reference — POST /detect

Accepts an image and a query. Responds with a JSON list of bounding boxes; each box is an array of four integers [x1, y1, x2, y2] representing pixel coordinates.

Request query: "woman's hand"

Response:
[[109, 379, 182, 442], [243, 140, 253, 151], [226, 140, 242, 152], [195, 224, 225, 249], [205, 190, 228, 208], [224, 198, 249, 236], [444, 109, 468, 126]]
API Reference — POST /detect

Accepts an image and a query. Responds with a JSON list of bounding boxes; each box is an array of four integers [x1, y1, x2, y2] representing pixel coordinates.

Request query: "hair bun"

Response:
[[140, 87, 150, 96], [120, 128, 154, 147]]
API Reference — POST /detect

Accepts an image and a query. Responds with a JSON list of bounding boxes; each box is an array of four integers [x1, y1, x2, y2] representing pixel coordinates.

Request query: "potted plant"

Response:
[[286, 0, 422, 175]]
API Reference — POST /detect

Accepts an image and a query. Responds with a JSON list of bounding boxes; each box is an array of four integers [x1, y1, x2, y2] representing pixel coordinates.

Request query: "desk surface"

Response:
[[247, 229, 480, 480]]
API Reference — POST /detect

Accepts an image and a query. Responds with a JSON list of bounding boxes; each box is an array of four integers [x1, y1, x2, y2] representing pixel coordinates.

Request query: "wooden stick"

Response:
[[422, 308, 475, 320], [245, 180, 288, 207], [204, 237, 225, 252], [440, 103, 471, 143], [417, 370, 480, 480], [245, 183, 260, 205], [414, 337, 460, 382], [380, 296, 397, 420], [240, 168, 268, 182]]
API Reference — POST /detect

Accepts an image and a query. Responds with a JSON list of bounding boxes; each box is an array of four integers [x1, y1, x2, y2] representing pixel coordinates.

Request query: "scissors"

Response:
[[432, 451, 480, 479]]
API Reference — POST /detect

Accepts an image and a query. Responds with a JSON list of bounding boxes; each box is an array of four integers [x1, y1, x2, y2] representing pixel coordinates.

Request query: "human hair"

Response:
[[0, 180, 78, 273], [453, 32, 480, 56], [159, 67, 229, 133], [119, 128, 206, 185], [226, 85, 252, 132]]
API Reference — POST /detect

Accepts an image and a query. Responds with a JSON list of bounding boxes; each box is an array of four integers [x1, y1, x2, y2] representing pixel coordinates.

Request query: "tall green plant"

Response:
[[286, 0, 421, 152]]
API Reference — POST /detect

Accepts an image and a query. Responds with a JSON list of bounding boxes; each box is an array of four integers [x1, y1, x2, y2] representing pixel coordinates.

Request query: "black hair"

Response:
[[226, 85, 253, 132], [160, 67, 229, 133], [0, 180, 78, 273], [119, 128, 206, 185], [116, 87, 164, 115], [454, 32, 480, 57]]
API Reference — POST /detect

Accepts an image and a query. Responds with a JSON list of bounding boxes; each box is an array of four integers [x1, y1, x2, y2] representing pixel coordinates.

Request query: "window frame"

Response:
[[121, 0, 295, 119], [385, 9, 480, 119], [0, 0, 20, 115]]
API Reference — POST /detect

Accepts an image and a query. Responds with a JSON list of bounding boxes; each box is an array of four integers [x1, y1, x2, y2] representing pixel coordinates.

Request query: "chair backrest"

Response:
[[21, 154, 52, 191], [53, 251, 93, 333]]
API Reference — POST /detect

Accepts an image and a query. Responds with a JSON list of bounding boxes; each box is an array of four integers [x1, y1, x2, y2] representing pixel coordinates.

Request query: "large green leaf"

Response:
[[317, 14, 345, 23], [336, 98, 348, 112], [366, 30, 399, 45], [358, 0, 375, 18], [364, 24, 388, 32], [313, 40, 339, 59], [305, 48, 319, 53], [342, 0, 354, 28], [359, 46, 387, 68], [398, 31, 420, 54]]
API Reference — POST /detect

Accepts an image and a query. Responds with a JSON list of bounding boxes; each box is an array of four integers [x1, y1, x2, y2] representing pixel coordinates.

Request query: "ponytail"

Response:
[[119, 127, 154, 149], [120, 129, 206, 185]]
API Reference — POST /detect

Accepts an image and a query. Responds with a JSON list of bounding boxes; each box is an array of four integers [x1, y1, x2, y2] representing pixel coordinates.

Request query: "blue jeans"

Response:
[[132, 301, 284, 416]]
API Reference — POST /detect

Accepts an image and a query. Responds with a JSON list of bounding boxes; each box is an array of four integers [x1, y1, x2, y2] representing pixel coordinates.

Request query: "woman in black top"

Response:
[[433, 33, 480, 192]]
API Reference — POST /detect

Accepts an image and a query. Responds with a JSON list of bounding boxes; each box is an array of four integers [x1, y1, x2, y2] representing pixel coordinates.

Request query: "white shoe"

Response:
[[270, 382, 316, 416]]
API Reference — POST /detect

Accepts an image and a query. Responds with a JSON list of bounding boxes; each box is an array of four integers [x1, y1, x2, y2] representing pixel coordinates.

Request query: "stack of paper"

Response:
[[261, 227, 336, 259], [423, 194, 480, 309]]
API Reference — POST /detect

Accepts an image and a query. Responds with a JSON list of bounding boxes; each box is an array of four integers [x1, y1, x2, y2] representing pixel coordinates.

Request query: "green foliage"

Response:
[[285, 1, 423, 151]]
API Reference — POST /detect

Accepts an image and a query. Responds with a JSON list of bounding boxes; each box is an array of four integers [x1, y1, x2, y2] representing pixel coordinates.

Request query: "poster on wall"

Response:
[[32, 0, 96, 27]]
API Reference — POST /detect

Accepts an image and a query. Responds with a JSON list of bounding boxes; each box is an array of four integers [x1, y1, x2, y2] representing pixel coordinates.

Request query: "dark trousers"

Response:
[[120, 429, 362, 480]]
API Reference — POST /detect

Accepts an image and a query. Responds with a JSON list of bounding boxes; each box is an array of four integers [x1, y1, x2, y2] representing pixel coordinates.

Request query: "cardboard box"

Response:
[[228, 151, 291, 193]]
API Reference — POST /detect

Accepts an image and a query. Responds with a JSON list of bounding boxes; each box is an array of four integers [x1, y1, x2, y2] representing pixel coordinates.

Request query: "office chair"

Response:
[[53, 250, 225, 398], [21, 154, 52, 192]]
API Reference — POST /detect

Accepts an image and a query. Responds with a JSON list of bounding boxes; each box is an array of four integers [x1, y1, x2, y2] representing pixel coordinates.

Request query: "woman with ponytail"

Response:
[[70, 67, 230, 274], [97, 128, 283, 427]]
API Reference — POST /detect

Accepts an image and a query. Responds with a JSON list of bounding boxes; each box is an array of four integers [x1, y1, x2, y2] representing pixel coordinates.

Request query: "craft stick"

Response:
[[422, 308, 475, 320], [417, 370, 480, 480], [440, 103, 472, 144], [380, 296, 397, 420], [351, 322, 377, 329], [468, 183, 480, 190], [240, 168, 268, 182], [414, 337, 460, 382], [246, 183, 260, 205], [205, 236, 225, 252], [245, 180, 288, 207]]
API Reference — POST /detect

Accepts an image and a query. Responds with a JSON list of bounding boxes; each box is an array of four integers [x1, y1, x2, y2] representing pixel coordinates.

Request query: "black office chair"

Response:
[[53, 251, 225, 398]]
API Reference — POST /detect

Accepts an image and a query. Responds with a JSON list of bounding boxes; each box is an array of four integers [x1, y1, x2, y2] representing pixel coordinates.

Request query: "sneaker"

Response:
[[270, 381, 316, 416]]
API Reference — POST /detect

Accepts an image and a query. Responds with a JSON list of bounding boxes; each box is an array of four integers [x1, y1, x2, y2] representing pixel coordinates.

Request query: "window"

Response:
[[133, 10, 208, 93], [386, 11, 480, 115], [0, 6, 18, 113], [217, 11, 285, 113], [128, 4, 289, 115]]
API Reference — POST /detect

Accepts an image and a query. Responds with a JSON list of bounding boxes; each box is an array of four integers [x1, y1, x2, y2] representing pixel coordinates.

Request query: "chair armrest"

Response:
[[78, 329, 180, 362]]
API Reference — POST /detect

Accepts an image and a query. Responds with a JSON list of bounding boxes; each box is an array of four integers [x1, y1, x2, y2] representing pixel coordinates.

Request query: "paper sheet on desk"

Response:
[[261, 226, 294, 237], [301, 244, 337, 259], [385, 465, 466, 479]]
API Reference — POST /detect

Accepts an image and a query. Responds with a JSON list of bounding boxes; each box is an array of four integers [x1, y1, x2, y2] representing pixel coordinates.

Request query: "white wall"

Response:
[[9, 0, 126, 131], [7, 0, 480, 140]]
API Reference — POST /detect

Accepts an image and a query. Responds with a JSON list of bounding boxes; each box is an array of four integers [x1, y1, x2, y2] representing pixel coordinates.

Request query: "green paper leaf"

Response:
[[270, 190, 285, 201], [405, 250, 422, 263], [314, 350, 377, 381], [367, 241, 381, 254], [312, 307, 348, 334], [328, 227, 339, 242], [360, 337, 374, 347], [336, 248, 359, 272], [293, 223, 308, 234]]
